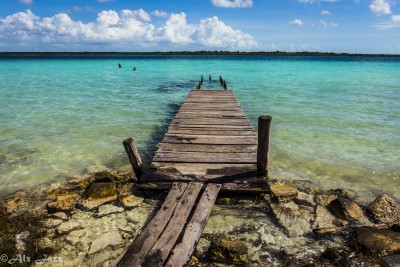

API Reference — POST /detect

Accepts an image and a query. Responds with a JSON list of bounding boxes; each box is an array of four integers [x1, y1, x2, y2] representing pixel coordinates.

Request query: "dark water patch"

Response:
[[155, 80, 197, 93]]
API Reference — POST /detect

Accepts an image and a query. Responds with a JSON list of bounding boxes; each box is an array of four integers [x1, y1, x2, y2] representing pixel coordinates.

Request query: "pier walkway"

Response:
[[118, 77, 271, 267]]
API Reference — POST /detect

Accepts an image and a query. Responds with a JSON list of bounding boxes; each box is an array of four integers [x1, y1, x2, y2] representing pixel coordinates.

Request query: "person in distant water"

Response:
[[132, 67, 136, 71], [118, 63, 122, 68]]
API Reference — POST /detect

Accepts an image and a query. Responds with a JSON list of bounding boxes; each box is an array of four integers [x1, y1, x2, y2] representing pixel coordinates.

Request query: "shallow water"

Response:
[[0, 55, 399, 198]]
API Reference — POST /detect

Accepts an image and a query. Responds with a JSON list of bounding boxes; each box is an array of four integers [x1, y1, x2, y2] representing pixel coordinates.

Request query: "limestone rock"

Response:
[[209, 235, 248, 264], [67, 176, 94, 190], [88, 182, 117, 199], [79, 182, 117, 210], [270, 201, 314, 237], [14, 231, 30, 254], [56, 221, 83, 235], [382, 254, 400, 267], [119, 194, 143, 209], [328, 196, 369, 224], [87, 230, 124, 255], [314, 205, 337, 229], [117, 182, 134, 196], [50, 212, 68, 221], [367, 193, 400, 224], [45, 218, 63, 228], [47, 194, 79, 213], [269, 181, 299, 202], [3, 192, 27, 213], [355, 226, 400, 256], [95, 204, 124, 217]]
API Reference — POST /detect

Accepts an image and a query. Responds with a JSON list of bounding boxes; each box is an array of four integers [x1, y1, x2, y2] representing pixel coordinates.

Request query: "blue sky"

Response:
[[0, 0, 399, 53]]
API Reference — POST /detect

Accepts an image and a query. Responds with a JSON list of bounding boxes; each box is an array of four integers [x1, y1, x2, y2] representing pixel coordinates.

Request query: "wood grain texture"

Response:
[[117, 182, 188, 267], [166, 183, 221, 267]]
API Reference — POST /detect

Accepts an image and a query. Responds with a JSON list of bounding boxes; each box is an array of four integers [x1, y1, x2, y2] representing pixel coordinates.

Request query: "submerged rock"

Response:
[[355, 226, 400, 256], [56, 221, 84, 235], [87, 230, 124, 255], [382, 254, 400, 267], [367, 193, 400, 224], [269, 181, 299, 202], [328, 196, 370, 224], [79, 182, 118, 210], [3, 192, 27, 213], [270, 201, 314, 237], [47, 193, 79, 213], [14, 231, 30, 254], [95, 204, 124, 217], [313, 205, 337, 229], [119, 194, 143, 209], [209, 235, 248, 264]]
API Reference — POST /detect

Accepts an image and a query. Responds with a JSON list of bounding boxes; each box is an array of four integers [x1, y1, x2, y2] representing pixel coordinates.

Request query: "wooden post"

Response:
[[122, 138, 143, 179], [257, 115, 272, 177], [223, 81, 227, 90], [219, 76, 223, 85], [209, 75, 212, 81]]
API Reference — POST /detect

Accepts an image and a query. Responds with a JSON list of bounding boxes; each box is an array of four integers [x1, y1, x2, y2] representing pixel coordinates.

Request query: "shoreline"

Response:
[[1, 168, 399, 266], [1, 51, 400, 57]]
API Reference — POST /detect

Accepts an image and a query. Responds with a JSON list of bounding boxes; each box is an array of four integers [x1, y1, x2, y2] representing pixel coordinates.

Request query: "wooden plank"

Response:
[[153, 152, 257, 163], [137, 179, 268, 193], [166, 129, 255, 136], [162, 135, 256, 145], [156, 143, 257, 153], [150, 162, 257, 176], [177, 110, 245, 116], [142, 182, 203, 266], [117, 182, 188, 267], [171, 119, 251, 126], [175, 114, 247, 119], [168, 125, 254, 130], [166, 183, 221, 267]]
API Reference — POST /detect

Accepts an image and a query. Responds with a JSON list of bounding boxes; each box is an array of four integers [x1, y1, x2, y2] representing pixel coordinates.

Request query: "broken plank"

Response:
[[117, 182, 188, 267], [166, 183, 221, 267], [142, 182, 203, 266]]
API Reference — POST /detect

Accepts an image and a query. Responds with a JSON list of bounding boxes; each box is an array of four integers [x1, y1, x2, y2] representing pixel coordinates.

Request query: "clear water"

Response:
[[0, 55, 399, 199]]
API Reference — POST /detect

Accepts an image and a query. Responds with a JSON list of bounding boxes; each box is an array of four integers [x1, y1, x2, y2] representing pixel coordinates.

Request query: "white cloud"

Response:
[[375, 14, 400, 29], [290, 19, 304, 26], [320, 10, 331, 15], [369, 0, 391, 16], [19, 0, 33, 5], [151, 10, 169, 18], [0, 9, 258, 50], [321, 20, 338, 27], [211, 0, 253, 8]]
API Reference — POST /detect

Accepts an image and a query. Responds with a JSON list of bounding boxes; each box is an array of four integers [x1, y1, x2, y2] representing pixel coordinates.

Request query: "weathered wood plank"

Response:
[[137, 179, 269, 192], [153, 152, 257, 163], [142, 182, 203, 266], [168, 125, 254, 131], [175, 114, 247, 119], [177, 110, 245, 116], [162, 135, 256, 145], [156, 143, 257, 153], [171, 118, 252, 126], [166, 129, 255, 136], [117, 182, 188, 267], [166, 184, 221, 267]]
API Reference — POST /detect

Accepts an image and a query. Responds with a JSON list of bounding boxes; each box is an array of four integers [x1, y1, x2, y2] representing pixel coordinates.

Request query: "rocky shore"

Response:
[[1, 169, 399, 266]]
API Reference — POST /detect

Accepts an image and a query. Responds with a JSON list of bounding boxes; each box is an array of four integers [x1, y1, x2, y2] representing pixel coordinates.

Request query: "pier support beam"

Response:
[[122, 137, 143, 179], [257, 115, 272, 177]]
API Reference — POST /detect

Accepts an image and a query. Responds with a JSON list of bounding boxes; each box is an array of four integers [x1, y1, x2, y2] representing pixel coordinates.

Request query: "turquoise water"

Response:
[[0, 55, 399, 199]]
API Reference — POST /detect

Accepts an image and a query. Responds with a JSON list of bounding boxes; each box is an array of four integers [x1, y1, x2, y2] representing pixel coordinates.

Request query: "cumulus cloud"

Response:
[[369, 0, 391, 15], [0, 9, 258, 50], [211, 0, 253, 8], [290, 19, 304, 26], [151, 10, 169, 18], [320, 10, 331, 15]]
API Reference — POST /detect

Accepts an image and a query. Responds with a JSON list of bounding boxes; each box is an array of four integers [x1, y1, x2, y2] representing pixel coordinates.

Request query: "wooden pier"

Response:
[[118, 77, 271, 267]]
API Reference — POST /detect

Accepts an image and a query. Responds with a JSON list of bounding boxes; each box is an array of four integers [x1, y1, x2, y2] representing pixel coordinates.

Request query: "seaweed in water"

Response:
[[155, 80, 197, 93]]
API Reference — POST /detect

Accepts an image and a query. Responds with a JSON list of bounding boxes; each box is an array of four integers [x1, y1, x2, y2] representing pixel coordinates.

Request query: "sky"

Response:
[[0, 0, 399, 53]]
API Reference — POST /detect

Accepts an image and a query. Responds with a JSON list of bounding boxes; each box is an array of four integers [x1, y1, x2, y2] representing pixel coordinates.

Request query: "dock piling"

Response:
[[257, 115, 272, 177], [122, 137, 143, 179]]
